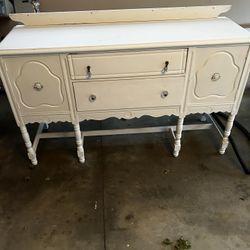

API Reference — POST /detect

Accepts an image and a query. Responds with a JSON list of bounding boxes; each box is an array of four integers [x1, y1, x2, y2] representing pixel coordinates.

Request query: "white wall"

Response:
[[142, 0, 250, 25], [40, 0, 250, 25], [160, 0, 250, 25], [159, 1, 250, 25]]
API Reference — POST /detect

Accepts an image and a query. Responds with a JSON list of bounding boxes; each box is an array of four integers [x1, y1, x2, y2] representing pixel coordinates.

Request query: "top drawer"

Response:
[[68, 49, 187, 80]]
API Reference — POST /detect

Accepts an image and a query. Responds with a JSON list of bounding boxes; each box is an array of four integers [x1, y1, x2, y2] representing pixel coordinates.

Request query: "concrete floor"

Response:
[[0, 90, 249, 250]]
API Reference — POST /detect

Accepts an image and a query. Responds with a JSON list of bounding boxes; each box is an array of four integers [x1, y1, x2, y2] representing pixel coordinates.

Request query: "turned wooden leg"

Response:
[[44, 123, 49, 130], [173, 117, 185, 157], [219, 114, 235, 155], [73, 123, 85, 163], [20, 125, 38, 165]]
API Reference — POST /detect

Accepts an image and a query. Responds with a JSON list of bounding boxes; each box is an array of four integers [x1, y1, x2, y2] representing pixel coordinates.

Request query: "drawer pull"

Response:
[[89, 94, 96, 102], [33, 82, 43, 91], [86, 65, 92, 79], [162, 61, 169, 74], [211, 73, 221, 81], [161, 90, 169, 99]]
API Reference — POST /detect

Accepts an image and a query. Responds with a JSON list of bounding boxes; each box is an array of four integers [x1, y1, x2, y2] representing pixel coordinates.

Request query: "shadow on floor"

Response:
[[0, 90, 249, 250]]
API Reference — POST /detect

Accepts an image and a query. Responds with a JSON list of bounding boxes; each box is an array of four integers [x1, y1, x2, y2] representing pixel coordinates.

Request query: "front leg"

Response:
[[219, 114, 235, 155], [73, 123, 85, 163], [20, 125, 37, 165], [173, 117, 185, 157]]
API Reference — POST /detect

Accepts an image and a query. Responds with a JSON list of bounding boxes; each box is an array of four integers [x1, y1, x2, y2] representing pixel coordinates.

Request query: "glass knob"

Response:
[[33, 82, 43, 91], [89, 94, 96, 102], [161, 91, 168, 99], [211, 73, 221, 81]]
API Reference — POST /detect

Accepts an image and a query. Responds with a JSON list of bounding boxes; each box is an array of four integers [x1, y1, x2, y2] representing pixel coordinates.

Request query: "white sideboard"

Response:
[[0, 6, 250, 165]]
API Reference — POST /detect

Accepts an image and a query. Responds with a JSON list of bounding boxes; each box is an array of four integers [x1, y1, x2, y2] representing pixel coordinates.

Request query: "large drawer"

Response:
[[68, 49, 187, 80], [73, 77, 185, 112]]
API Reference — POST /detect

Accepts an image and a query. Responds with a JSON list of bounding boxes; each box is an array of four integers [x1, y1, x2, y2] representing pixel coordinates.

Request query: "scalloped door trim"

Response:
[[187, 104, 233, 114], [77, 106, 180, 120], [16, 61, 64, 108], [21, 114, 72, 125], [194, 51, 239, 98]]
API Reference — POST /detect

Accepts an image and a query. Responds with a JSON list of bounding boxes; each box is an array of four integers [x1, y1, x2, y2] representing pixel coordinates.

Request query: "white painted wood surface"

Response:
[[0, 6, 249, 165], [9, 6, 231, 26], [0, 18, 250, 55], [188, 46, 249, 105], [173, 117, 185, 158], [219, 114, 235, 155], [2, 55, 70, 115], [73, 77, 185, 111], [68, 49, 187, 80], [20, 125, 37, 165], [73, 123, 85, 163], [36, 1, 250, 26]]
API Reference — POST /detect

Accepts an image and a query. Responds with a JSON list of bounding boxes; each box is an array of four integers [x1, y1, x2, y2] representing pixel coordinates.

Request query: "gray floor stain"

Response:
[[0, 89, 249, 250]]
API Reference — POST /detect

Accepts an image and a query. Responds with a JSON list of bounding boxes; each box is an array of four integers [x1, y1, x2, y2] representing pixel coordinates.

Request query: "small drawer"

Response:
[[73, 77, 185, 112], [68, 49, 187, 80]]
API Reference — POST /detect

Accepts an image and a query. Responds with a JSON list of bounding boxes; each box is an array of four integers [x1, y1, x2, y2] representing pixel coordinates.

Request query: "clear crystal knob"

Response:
[[211, 73, 221, 81], [161, 90, 168, 99], [89, 94, 96, 102], [33, 82, 43, 91]]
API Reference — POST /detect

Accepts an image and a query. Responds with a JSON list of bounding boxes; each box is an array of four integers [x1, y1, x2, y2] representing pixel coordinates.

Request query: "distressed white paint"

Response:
[[219, 114, 236, 154], [20, 125, 37, 165], [68, 49, 187, 80], [173, 117, 185, 158], [9, 5, 231, 26], [13, 1, 250, 26], [73, 123, 85, 163], [0, 6, 250, 165], [73, 77, 185, 112], [1, 17, 250, 56]]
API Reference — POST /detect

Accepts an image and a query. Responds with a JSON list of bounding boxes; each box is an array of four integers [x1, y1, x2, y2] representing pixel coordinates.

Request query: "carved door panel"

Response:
[[188, 46, 249, 106], [3, 55, 69, 115]]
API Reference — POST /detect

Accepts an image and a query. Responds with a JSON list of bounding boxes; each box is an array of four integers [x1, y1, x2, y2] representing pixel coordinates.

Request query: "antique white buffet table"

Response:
[[0, 6, 249, 165]]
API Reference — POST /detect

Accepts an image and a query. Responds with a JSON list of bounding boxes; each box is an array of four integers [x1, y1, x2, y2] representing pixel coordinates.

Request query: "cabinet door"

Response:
[[3, 55, 69, 115], [188, 46, 249, 106]]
